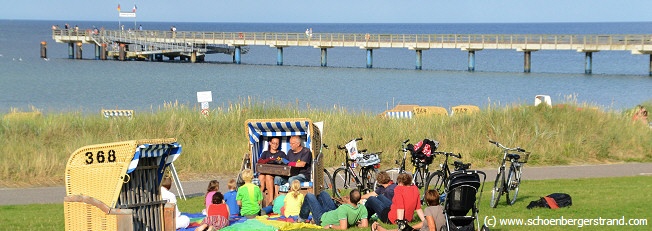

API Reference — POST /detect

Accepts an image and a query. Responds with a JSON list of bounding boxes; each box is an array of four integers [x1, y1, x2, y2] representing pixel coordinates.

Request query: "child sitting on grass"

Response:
[[236, 169, 263, 218], [224, 179, 240, 216], [283, 180, 304, 217], [203, 180, 220, 215], [262, 183, 288, 215], [195, 192, 230, 231]]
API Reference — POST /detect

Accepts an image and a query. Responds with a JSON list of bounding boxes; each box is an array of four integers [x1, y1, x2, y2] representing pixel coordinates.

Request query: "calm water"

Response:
[[1, 20, 651, 114]]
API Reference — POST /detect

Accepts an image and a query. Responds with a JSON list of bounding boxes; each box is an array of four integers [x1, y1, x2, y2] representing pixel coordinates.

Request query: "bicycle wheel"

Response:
[[490, 169, 504, 208], [413, 168, 429, 189], [332, 167, 353, 198], [361, 167, 379, 194], [505, 165, 522, 205], [424, 170, 445, 195], [323, 169, 333, 192]]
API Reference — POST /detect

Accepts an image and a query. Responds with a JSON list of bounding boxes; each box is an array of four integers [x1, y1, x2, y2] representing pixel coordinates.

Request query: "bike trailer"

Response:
[[244, 118, 323, 194], [64, 138, 182, 231]]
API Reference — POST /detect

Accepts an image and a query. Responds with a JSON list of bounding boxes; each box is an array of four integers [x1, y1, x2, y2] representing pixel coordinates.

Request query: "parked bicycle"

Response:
[[331, 137, 381, 198], [386, 139, 456, 196], [424, 151, 468, 195], [489, 140, 530, 208]]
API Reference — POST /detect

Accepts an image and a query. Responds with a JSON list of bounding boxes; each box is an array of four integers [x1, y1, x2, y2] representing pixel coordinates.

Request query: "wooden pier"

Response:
[[52, 29, 652, 75]]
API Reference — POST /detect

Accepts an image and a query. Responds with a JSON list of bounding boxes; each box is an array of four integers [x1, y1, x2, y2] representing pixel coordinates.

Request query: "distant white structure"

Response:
[[535, 95, 552, 107]]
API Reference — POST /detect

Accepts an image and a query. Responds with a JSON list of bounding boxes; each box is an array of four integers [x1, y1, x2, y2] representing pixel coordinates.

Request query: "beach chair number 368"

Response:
[[84, 150, 117, 164]]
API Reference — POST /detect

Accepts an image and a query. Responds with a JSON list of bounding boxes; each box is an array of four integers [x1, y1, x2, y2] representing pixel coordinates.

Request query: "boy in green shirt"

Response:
[[236, 169, 263, 217], [299, 189, 369, 229]]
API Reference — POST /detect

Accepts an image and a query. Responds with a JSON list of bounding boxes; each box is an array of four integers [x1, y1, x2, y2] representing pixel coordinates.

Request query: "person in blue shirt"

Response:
[[223, 179, 240, 216]]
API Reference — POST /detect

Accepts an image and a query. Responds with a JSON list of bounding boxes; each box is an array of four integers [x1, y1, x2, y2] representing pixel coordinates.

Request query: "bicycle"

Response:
[[489, 140, 530, 208], [424, 151, 466, 195], [331, 137, 381, 198], [385, 139, 430, 192], [385, 139, 458, 196]]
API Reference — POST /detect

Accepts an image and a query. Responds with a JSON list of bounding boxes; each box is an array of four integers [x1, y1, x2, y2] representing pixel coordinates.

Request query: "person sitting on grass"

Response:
[[362, 171, 397, 219], [203, 180, 220, 215], [195, 192, 230, 231], [224, 179, 240, 217], [283, 180, 304, 217], [298, 189, 368, 229], [371, 189, 445, 231], [236, 169, 263, 218], [371, 173, 425, 229], [160, 176, 190, 229]]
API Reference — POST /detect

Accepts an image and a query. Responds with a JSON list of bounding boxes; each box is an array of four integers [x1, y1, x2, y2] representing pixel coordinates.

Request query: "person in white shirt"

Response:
[[161, 176, 190, 229]]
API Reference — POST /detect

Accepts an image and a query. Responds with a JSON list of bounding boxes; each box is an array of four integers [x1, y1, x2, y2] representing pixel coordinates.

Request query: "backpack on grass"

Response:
[[527, 193, 572, 209]]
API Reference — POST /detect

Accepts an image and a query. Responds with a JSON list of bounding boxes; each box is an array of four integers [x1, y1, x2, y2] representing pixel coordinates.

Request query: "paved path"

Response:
[[1, 163, 651, 206]]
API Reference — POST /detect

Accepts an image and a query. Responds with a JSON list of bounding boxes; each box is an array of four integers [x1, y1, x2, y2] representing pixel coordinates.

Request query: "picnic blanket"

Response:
[[179, 213, 321, 231]]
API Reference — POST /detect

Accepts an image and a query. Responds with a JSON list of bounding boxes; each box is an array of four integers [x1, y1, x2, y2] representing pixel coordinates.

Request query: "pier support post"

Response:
[[76, 42, 83, 60], [366, 49, 373, 68], [119, 44, 126, 61], [68, 43, 74, 59], [468, 50, 475, 71], [234, 46, 241, 64], [94, 44, 100, 60], [276, 47, 283, 65], [585, 52, 593, 74], [649, 54, 652, 76], [415, 50, 423, 70], [517, 49, 538, 73], [191, 51, 197, 63], [321, 48, 328, 67], [524, 51, 531, 73], [100, 44, 107, 60], [40, 41, 47, 59]]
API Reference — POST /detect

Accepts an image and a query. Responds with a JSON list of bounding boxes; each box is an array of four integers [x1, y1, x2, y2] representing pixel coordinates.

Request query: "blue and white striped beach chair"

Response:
[[242, 118, 324, 194]]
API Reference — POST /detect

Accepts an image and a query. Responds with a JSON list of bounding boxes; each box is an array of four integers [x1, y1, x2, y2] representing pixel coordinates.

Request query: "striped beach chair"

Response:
[[243, 118, 324, 195], [64, 138, 183, 231]]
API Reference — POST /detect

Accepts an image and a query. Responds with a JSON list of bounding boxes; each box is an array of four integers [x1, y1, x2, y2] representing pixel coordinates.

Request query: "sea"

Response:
[[1, 20, 651, 115]]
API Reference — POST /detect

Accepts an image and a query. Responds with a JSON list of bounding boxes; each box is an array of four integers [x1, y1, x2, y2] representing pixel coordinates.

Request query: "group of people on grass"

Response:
[[163, 135, 447, 230]]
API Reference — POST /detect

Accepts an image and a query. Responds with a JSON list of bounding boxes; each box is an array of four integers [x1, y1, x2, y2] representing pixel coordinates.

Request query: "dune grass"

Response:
[[0, 99, 651, 187], [1, 176, 649, 230]]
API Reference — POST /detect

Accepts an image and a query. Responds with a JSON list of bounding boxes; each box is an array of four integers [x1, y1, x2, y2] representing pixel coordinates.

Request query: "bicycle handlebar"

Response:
[[433, 151, 462, 159], [338, 137, 363, 149], [489, 140, 527, 152], [402, 139, 410, 144]]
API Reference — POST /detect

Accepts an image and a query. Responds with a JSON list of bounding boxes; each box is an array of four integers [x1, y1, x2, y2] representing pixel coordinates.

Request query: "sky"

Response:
[[2, 0, 651, 24]]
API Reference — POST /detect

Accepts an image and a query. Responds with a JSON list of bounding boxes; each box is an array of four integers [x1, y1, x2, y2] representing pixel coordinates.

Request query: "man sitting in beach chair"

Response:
[[274, 136, 313, 186]]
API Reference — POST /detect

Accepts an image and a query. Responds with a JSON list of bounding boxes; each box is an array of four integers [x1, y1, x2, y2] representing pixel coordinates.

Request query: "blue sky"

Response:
[[3, 0, 651, 23]]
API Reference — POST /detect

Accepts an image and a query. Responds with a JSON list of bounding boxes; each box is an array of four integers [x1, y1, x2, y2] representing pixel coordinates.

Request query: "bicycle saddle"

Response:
[[507, 154, 521, 161], [453, 161, 471, 171]]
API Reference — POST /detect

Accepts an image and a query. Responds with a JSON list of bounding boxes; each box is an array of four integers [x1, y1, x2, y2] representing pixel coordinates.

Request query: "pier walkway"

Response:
[[51, 29, 652, 74]]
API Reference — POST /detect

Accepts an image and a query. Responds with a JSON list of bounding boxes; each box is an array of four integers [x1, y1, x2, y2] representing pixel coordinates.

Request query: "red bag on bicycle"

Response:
[[408, 139, 439, 164]]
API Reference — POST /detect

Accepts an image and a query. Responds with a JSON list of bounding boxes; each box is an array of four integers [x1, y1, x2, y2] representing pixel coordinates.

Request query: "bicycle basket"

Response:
[[520, 152, 530, 164], [356, 153, 381, 167]]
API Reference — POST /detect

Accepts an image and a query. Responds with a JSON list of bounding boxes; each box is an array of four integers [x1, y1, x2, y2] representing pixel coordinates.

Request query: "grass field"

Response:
[[1, 176, 650, 230], [1, 100, 651, 187]]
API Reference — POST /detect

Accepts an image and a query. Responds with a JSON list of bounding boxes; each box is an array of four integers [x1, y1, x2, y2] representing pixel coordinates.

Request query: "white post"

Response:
[[169, 163, 186, 200]]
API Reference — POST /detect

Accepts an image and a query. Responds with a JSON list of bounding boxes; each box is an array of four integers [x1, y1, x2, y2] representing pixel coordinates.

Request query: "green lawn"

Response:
[[1, 176, 650, 230]]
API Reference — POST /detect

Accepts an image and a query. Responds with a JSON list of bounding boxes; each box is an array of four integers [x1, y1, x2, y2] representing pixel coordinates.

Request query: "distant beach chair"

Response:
[[101, 109, 134, 119], [451, 105, 480, 116]]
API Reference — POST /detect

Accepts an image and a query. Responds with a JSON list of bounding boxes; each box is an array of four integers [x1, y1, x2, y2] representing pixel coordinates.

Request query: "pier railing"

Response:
[[53, 29, 652, 52]]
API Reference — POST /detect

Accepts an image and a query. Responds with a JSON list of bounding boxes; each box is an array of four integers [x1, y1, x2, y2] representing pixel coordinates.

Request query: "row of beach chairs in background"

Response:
[[382, 95, 552, 119]]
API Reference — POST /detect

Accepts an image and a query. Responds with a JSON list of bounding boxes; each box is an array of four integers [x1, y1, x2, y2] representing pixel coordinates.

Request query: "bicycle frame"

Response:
[[489, 140, 529, 208], [426, 151, 461, 194], [332, 138, 379, 197]]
